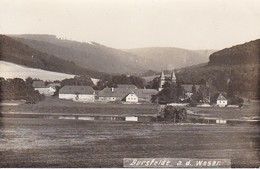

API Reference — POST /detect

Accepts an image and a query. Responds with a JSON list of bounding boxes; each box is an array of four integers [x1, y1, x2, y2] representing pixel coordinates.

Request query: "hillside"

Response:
[[0, 61, 99, 84], [177, 40, 260, 98], [10, 34, 145, 74], [10, 34, 215, 74], [0, 60, 73, 81], [208, 39, 260, 65], [0, 35, 104, 78], [124, 47, 216, 70]]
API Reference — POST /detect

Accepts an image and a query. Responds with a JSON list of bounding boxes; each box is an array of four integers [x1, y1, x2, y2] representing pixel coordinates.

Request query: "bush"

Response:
[[158, 106, 187, 122], [189, 100, 198, 107], [228, 96, 244, 105]]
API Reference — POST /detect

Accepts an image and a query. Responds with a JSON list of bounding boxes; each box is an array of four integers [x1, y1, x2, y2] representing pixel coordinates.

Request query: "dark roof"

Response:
[[117, 84, 137, 89], [217, 93, 227, 101], [47, 83, 61, 88], [98, 88, 157, 99], [32, 81, 45, 88], [59, 85, 95, 95]]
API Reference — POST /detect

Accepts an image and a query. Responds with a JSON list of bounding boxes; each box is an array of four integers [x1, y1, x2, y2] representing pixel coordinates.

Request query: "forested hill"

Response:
[[10, 34, 214, 74], [0, 35, 106, 78], [10, 34, 145, 74], [124, 47, 215, 71], [177, 39, 260, 99], [208, 39, 260, 66]]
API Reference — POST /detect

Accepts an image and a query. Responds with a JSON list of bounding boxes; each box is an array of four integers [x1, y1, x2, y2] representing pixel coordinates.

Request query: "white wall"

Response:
[[99, 97, 119, 102], [59, 94, 94, 102], [35, 87, 55, 96], [217, 100, 227, 107], [126, 94, 138, 103]]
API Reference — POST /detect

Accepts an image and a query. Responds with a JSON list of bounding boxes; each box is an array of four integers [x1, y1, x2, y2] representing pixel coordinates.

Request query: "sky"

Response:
[[0, 0, 260, 50]]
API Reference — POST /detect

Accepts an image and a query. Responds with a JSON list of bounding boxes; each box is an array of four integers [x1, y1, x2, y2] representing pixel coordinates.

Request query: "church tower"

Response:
[[158, 71, 165, 91], [171, 70, 176, 84]]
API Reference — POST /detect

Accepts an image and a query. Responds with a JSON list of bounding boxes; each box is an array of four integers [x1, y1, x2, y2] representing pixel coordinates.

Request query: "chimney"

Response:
[[111, 87, 114, 92]]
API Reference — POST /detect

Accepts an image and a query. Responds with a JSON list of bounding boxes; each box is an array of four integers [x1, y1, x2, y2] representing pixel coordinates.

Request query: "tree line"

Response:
[[0, 77, 45, 102]]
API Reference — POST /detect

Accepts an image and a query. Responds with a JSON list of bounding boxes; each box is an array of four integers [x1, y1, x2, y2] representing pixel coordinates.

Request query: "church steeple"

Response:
[[158, 71, 165, 91], [171, 70, 176, 83]]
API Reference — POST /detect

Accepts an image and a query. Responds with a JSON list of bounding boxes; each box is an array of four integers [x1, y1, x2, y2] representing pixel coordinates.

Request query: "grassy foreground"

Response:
[[1, 97, 158, 116], [0, 118, 259, 167]]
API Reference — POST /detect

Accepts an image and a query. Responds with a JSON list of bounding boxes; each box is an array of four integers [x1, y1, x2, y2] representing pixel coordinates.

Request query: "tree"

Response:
[[155, 82, 178, 103], [192, 84, 197, 94], [227, 81, 234, 98], [158, 106, 187, 122], [0, 77, 45, 102], [25, 77, 33, 85], [176, 83, 184, 99], [146, 77, 160, 89], [61, 75, 94, 87], [95, 74, 146, 90], [198, 78, 207, 85]]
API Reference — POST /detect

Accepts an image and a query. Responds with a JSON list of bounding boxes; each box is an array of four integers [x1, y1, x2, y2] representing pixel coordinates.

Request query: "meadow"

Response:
[[0, 118, 259, 167], [2, 97, 259, 120]]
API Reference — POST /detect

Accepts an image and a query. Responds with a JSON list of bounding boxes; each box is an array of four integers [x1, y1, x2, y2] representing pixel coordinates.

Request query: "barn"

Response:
[[59, 85, 95, 102]]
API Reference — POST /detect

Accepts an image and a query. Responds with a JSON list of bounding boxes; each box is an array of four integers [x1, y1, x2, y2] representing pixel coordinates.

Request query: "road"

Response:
[[0, 118, 259, 167]]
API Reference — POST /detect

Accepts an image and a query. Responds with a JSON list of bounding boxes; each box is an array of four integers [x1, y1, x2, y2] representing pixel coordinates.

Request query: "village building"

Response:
[[180, 84, 209, 102], [59, 85, 95, 102], [157, 71, 210, 103], [32, 81, 56, 96], [158, 71, 166, 91], [216, 93, 228, 107], [181, 85, 201, 99], [170, 70, 176, 83], [97, 87, 157, 103], [122, 92, 138, 103], [158, 70, 177, 91]]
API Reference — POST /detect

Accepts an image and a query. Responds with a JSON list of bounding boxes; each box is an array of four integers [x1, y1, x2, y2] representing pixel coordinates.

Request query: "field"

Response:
[[0, 118, 259, 167], [2, 97, 159, 116], [2, 97, 259, 120], [189, 100, 260, 119], [0, 61, 99, 84]]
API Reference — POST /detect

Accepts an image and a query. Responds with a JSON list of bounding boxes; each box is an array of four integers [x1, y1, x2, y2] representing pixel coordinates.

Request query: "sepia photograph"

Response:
[[0, 0, 259, 168]]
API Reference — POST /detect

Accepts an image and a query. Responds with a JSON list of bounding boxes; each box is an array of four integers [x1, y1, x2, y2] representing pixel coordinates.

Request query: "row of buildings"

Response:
[[58, 84, 158, 103], [32, 81, 157, 103], [31, 71, 228, 106]]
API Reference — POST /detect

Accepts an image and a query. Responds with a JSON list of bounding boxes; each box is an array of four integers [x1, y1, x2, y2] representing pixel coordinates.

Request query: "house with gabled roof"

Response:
[[216, 93, 228, 107], [97, 87, 157, 103], [59, 85, 95, 102], [32, 80, 56, 96], [122, 92, 138, 103]]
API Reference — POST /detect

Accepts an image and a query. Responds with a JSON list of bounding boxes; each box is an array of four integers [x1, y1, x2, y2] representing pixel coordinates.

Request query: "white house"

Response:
[[216, 93, 228, 107], [123, 92, 138, 103], [36, 87, 56, 96], [59, 85, 95, 102], [32, 81, 56, 96]]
